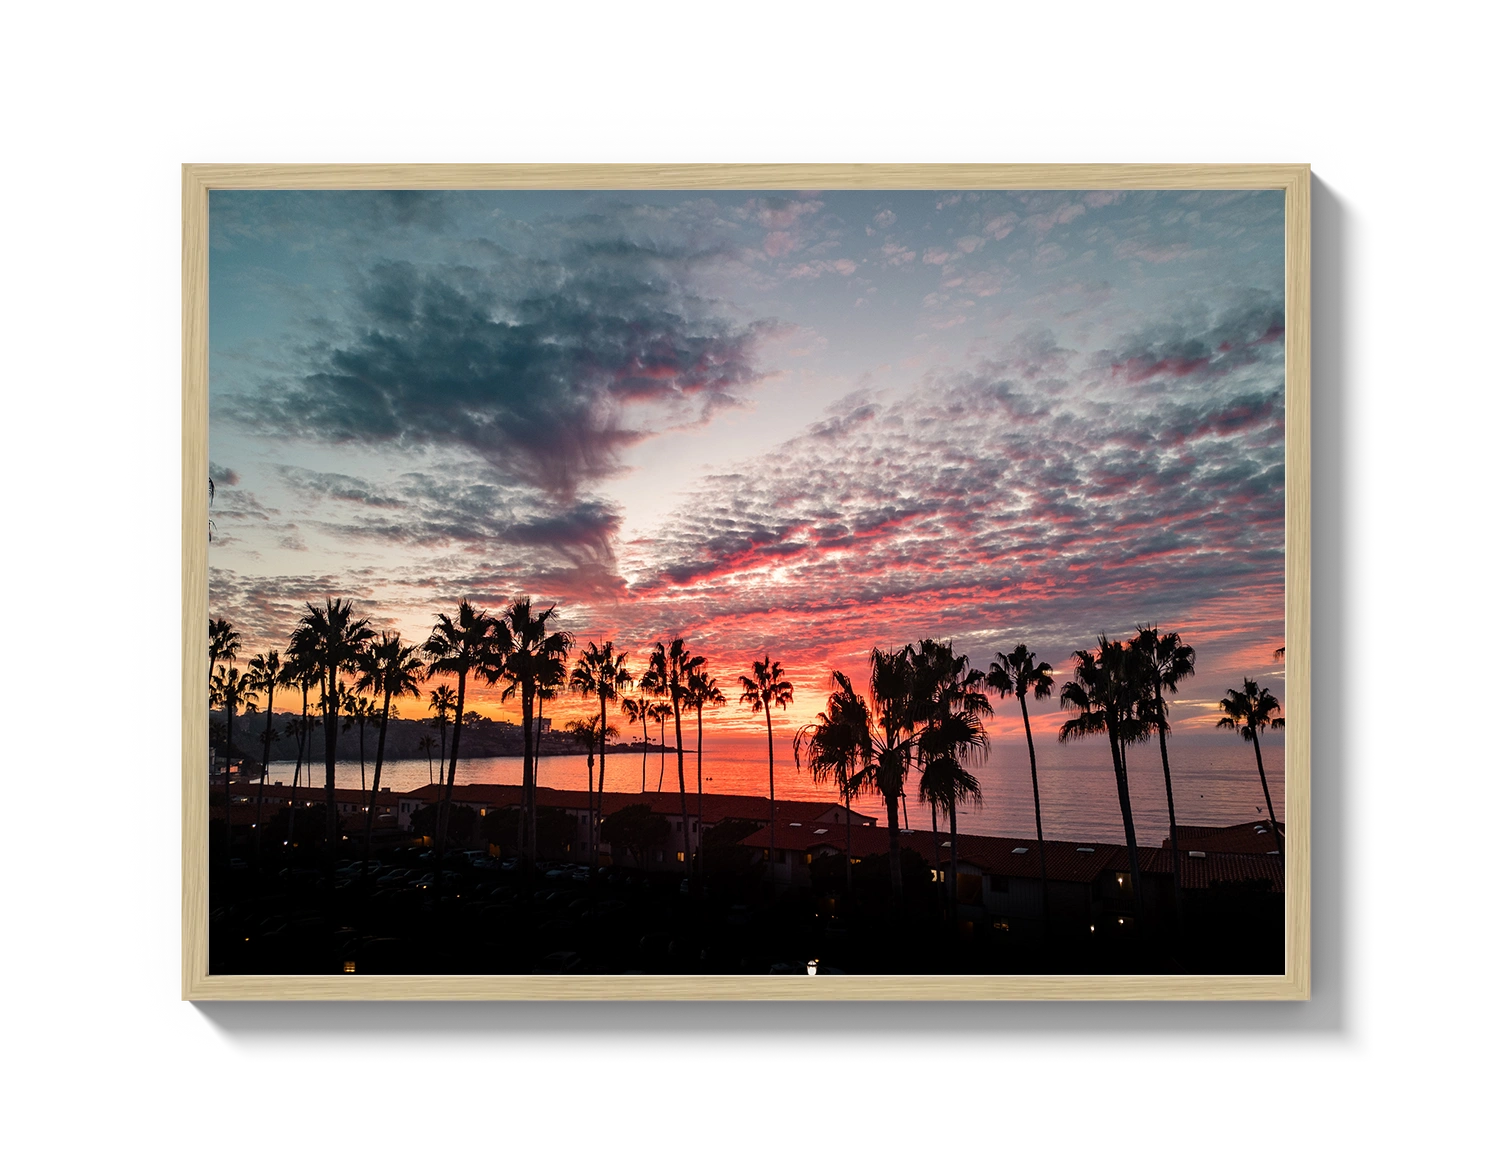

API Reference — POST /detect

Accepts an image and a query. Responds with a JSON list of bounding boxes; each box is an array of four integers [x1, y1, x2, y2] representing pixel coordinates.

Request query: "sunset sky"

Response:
[[208, 187, 1286, 739]]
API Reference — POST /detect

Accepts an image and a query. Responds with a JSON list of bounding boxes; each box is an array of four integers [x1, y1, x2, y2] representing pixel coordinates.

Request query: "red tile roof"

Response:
[[1166, 820, 1283, 855]]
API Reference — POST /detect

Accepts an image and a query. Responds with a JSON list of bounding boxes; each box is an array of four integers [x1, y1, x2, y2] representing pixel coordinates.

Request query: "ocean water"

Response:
[[258, 729, 1285, 848]]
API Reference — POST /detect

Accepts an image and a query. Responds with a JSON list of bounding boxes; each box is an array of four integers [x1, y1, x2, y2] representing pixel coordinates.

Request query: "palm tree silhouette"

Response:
[[913, 640, 990, 919], [1130, 626, 1195, 920], [494, 597, 569, 874], [620, 697, 649, 794], [208, 617, 241, 782], [355, 632, 424, 880], [245, 649, 283, 868], [1059, 636, 1149, 922], [856, 646, 922, 901], [423, 601, 505, 869], [569, 641, 633, 869], [293, 598, 375, 858], [986, 643, 1055, 935], [646, 639, 703, 880], [279, 639, 319, 851], [210, 664, 253, 867], [418, 733, 436, 785], [341, 689, 374, 792], [739, 656, 795, 882], [685, 664, 726, 879], [427, 684, 456, 786], [794, 670, 873, 894], [1218, 678, 1286, 847]]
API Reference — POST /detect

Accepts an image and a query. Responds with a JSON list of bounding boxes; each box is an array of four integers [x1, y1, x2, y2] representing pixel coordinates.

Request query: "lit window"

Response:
[[676, 852, 685, 862]]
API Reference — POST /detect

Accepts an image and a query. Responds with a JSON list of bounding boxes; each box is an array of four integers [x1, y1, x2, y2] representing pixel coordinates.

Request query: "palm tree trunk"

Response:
[[1154, 680, 1184, 928], [358, 719, 366, 791], [884, 786, 903, 901], [521, 681, 535, 872], [844, 793, 854, 896], [948, 799, 960, 922], [657, 717, 667, 791], [435, 669, 468, 892], [288, 687, 307, 849], [1250, 728, 1283, 849], [322, 671, 339, 865], [256, 684, 275, 871], [363, 688, 393, 883], [695, 707, 704, 881], [640, 721, 648, 793], [673, 702, 690, 881], [1108, 725, 1145, 921], [764, 707, 776, 887], [597, 694, 609, 869], [1018, 693, 1051, 939], [224, 701, 236, 869], [930, 802, 941, 889], [586, 749, 595, 870]]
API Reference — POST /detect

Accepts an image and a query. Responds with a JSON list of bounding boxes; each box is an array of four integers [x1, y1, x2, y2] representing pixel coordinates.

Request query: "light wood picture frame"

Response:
[[184, 163, 1310, 1001]]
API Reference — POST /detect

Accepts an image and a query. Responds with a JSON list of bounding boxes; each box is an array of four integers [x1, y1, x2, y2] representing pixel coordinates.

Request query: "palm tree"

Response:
[[1130, 626, 1196, 919], [685, 664, 727, 878], [645, 639, 702, 881], [244, 649, 283, 868], [208, 617, 241, 781], [342, 690, 374, 791], [1059, 636, 1149, 921], [650, 702, 673, 791], [569, 641, 633, 869], [427, 684, 456, 787], [209, 617, 240, 681], [423, 601, 506, 869], [418, 734, 436, 784], [859, 646, 921, 901], [355, 632, 424, 879], [794, 670, 872, 894], [493, 597, 569, 873], [620, 697, 650, 794], [1218, 678, 1286, 847], [210, 664, 253, 867], [738, 656, 795, 879], [280, 635, 319, 851], [530, 628, 570, 834], [913, 640, 990, 919], [986, 644, 1055, 935], [292, 598, 375, 858]]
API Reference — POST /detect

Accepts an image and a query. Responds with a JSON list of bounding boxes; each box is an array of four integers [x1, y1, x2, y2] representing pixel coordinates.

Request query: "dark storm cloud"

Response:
[[239, 237, 768, 500]]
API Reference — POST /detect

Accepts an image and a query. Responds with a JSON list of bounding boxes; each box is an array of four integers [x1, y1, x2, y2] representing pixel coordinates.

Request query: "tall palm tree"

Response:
[[1218, 678, 1286, 847], [620, 697, 650, 793], [569, 641, 633, 869], [1130, 626, 1196, 918], [685, 664, 726, 878], [494, 596, 569, 873], [355, 632, 424, 879], [650, 701, 672, 791], [418, 733, 436, 784], [858, 646, 921, 901], [794, 670, 872, 894], [530, 630, 570, 839], [427, 684, 456, 788], [986, 644, 1055, 935], [244, 649, 283, 868], [913, 640, 991, 919], [210, 664, 253, 867], [342, 690, 374, 791], [208, 617, 241, 781], [280, 633, 319, 851], [1059, 636, 1149, 921], [292, 598, 375, 858], [646, 639, 703, 880], [423, 601, 505, 869], [738, 656, 795, 879]]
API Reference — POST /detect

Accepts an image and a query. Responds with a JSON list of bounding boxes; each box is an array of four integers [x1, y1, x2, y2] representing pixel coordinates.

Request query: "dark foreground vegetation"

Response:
[[210, 837, 1283, 977]]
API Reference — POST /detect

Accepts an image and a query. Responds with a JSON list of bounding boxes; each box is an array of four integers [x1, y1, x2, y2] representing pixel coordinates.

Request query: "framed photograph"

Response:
[[184, 164, 1309, 1000]]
